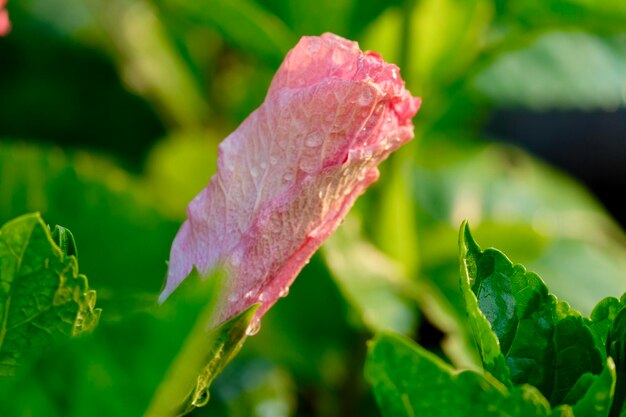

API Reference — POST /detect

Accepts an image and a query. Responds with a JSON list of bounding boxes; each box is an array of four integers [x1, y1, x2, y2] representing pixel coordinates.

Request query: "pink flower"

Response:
[[161, 33, 421, 326], [0, 0, 10, 37]]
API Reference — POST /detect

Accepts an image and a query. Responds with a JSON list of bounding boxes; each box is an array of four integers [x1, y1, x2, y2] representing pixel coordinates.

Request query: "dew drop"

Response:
[[246, 320, 261, 336], [250, 166, 259, 178], [227, 294, 238, 303], [317, 190, 324, 199], [299, 157, 318, 174], [258, 292, 267, 302], [363, 149, 373, 161], [244, 290, 255, 299], [307, 40, 321, 54], [305, 132, 324, 147], [283, 172, 294, 183], [269, 155, 279, 165], [279, 287, 290, 298], [260, 161, 268, 169], [231, 251, 243, 266], [358, 89, 373, 106]]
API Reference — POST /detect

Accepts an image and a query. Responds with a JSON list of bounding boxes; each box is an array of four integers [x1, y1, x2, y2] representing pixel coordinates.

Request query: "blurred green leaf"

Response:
[[208, 359, 296, 417], [365, 333, 553, 417], [0, 271, 255, 417], [0, 213, 100, 377], [157, 0, 296, 65], [374, 155, 421, 278], [409, 0, 493, 91], [415, 142, 626, 315], [146, 276, 259, 417], [322, 216, 417, 335], [607, 308, 626, 417], [496, 0, 626, 33], [460, 222, 604, 405], [362, 0, 492, 93], [474, 31, 626, 110], [0, 142, 179, 302], [91, 0, 210, 129], [144, 131, 218, 218]]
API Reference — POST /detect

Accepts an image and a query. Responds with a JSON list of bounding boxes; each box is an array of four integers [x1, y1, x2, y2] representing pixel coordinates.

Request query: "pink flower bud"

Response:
[[0, 0, 10, 37], [161, 33, 421, 326]]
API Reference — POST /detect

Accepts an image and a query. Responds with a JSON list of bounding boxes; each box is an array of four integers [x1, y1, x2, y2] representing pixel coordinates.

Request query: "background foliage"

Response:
[[1, 0, 626, 416]]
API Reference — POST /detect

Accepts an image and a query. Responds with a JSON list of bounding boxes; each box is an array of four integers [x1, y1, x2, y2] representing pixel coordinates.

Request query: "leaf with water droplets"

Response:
[[0, 213, 100, 377], [162, 33, 421, 326], [365, 333, 553, 417]]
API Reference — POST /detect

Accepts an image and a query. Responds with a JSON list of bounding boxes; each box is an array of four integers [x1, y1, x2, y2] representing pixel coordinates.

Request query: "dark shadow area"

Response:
[[485, 108, 626, 227]]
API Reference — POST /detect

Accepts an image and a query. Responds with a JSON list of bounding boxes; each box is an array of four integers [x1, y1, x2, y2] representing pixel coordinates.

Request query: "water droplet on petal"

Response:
[[358, 89, 373, 106], [258, 292, 267, 302], [283, 172, 294, 183], [260, 161, 268, 169], [305, 132, 324, 147], [228, 294, 238, 303], [244, 290, 254, 299], [250, 166, 259, 178], [317, 190, 324, 199], [307, 40, 321, 54], [300, 157, 318, 173], [231, 250, 243, 266], [270, 155, 279, 165], [279, 287, 290, 298], [246, 320, 261, 336]]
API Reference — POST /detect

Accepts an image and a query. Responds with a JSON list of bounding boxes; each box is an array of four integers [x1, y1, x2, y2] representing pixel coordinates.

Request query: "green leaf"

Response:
[[365, 333, 552, 417], [460, 222, 604, 405], [587, 296, 626, 353], [458, 221, 511, 386], [0, 213, 100, 377], [156, 0, 296, 65], [415, 143, 626, 317], [607, 308, 626, 417], [474, 32, 626, 110], [322, 216, 417, 335], [496, 0, 626, 33], [145, 273, 259, 416], [0, 142, 180, 300], [570, 358, 616, 417], [0, 271, 256, 416]]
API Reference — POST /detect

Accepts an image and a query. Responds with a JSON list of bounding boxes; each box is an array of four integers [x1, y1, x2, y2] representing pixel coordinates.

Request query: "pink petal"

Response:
[[0, 0, 9, 37], [162, 33, 421, 326]]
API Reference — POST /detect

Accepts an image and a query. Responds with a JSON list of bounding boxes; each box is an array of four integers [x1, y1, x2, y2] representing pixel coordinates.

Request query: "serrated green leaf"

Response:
[[587, 295, 626, 353], [459, 221, 511, 386], [365, 333, 553, 417], [0, 270, 255, 417], [460, 222, 604, 405], [0, 213, 100, 377]]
